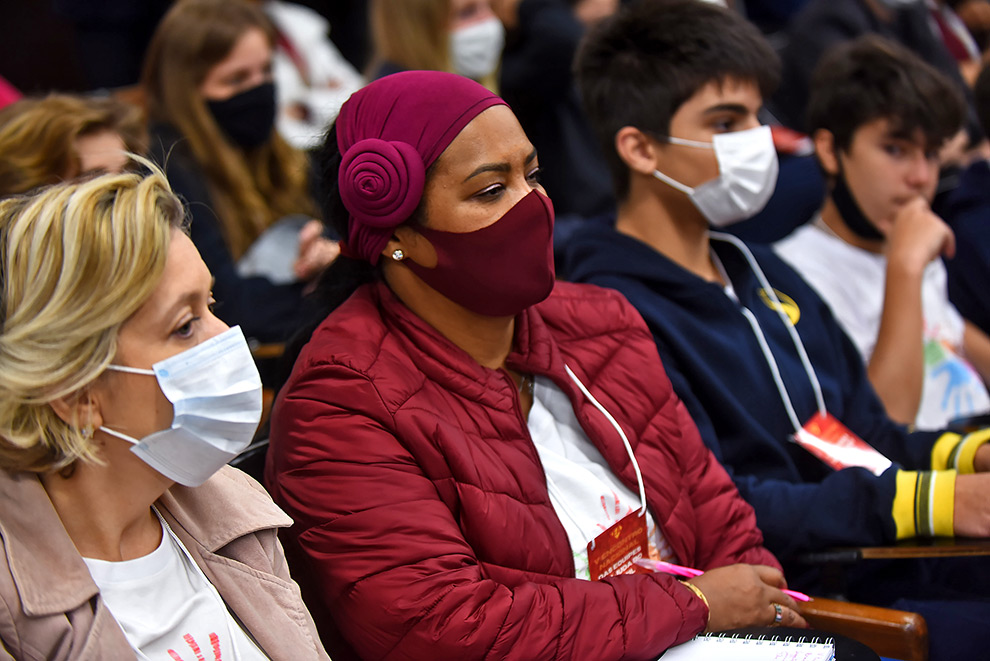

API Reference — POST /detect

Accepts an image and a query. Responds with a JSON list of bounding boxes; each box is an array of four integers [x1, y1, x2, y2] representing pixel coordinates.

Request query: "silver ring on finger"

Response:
[[771, 602, 783, 625]]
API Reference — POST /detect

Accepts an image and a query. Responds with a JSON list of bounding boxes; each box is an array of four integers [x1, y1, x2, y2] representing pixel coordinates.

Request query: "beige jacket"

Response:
[[0, 465, 330, 660]]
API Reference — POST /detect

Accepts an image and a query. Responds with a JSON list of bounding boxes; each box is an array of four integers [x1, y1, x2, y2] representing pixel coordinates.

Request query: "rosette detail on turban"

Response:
[[340, 139, 425, 230], [334, 70, 506, 264]]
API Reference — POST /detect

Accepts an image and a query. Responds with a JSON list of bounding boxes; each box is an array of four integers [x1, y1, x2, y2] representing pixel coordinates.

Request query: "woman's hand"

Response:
[[294, 220, 340, 281], [687, 564, 808, 632]]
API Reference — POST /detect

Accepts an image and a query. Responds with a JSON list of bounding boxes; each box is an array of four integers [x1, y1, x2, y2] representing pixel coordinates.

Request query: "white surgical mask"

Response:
[[449, 17, 505, 80], [99, 326, 263, 487], [652, 124, 779, 227]]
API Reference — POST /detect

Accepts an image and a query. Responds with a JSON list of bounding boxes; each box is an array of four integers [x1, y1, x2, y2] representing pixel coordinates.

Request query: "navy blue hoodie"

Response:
[[561, 219, 945, 561], [942, 160, 990, 339]]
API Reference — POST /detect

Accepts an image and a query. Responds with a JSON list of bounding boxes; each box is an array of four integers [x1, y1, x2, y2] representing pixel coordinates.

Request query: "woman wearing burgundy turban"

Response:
[[265, 70, 804, 660]]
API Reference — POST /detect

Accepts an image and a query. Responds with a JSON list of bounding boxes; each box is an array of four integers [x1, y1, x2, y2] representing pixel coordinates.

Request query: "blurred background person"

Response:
[[772, 0, 981, 144], [142, 0, 338, 346], [496, 0, 619, 222], [0, 94, 145, 196], [367, 0, 505, 89], [255, 0, 365, 150]]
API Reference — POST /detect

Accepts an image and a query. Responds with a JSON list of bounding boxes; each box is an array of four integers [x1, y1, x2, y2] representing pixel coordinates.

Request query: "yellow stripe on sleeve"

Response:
[[893, 470, 919, 540], [955, 429, 990, 474], [930, 470, 956, 537], [931, 432, 963, 471], [894, 470, 956, 538]]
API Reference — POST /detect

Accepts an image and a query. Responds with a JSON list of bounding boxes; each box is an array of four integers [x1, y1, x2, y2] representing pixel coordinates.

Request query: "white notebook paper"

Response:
[[661, 632, 836, 660]]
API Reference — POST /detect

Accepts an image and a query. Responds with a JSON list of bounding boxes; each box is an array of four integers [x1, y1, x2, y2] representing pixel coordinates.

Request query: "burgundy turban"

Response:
[[335, 71, 506, 264]]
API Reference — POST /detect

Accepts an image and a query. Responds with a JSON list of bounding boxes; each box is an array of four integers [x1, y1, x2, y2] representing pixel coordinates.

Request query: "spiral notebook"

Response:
[[660, 632, 835, 660]]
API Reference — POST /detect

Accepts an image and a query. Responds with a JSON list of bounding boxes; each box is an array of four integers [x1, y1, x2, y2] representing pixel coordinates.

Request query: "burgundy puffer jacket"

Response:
[[266, 281, 778, 661]]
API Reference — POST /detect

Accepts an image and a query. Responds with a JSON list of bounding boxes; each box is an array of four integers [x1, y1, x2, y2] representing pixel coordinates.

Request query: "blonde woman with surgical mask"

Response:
[[368, 0, 505, 88], [0, 166, 329, 660]]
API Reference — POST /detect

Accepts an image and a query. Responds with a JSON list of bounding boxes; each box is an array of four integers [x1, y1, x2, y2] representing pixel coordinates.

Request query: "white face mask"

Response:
[[99, 326, 263, 487], [449, 16, 505, 79], [652, 124, 779, 227]]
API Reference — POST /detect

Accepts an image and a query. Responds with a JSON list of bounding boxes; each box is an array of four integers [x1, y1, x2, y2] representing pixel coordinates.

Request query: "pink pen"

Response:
[[633, 558, 811, 602]]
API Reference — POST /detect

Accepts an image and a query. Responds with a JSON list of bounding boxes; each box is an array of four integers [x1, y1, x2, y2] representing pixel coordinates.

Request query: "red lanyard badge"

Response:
[[587, 511, 650, 581], [794, 412, 892, 476]]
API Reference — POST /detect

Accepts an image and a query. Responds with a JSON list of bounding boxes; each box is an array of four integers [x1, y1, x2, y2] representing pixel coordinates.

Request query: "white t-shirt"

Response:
[[775, 221, 990, 429], [83, 513, 269, 661], [526, 376, 676, 580]]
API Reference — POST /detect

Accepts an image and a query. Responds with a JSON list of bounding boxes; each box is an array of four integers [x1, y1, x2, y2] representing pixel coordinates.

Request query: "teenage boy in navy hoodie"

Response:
[[563, 1, 990, 656]]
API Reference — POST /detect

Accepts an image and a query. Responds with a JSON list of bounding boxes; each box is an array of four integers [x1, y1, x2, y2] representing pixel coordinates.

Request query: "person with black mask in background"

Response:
[[142, 0, 339, 345]]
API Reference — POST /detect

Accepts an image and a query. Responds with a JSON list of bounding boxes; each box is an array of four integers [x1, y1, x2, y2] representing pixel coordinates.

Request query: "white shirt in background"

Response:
[[775, 220, 990, 429]]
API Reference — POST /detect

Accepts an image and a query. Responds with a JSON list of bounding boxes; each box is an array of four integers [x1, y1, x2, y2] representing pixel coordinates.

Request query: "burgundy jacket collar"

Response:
[[372, 281, 561, 386]]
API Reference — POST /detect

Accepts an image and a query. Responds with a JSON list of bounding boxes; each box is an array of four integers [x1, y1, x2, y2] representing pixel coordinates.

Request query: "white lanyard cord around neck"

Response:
[[564, 364, 647, 518], [709, 231, 826, 434]]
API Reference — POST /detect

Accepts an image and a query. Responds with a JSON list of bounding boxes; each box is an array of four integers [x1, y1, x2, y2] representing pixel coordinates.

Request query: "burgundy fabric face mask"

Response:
[[403, 189, 555, 317]]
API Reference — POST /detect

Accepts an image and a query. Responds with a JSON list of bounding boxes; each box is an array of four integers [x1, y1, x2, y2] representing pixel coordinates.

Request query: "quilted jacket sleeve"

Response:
[[668, 396, 781, 572], [268, 361, 708, 661]]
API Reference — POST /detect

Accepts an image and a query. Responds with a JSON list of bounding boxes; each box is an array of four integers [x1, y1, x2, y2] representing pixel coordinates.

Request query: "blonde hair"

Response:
[[142, 0, 315, 259], [0, 94, 147, 196], [368, 0, 499, 91], [369, 0, 453, 74], [0, 162, 184, 473]]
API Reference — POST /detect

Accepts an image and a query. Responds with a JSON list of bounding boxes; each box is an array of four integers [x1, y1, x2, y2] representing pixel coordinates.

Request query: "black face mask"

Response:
[[206, 82, 276, 150], [829, 156, 885, 242]]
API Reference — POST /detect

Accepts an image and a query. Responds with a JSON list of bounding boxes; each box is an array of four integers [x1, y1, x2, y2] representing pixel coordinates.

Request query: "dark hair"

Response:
[[807, 35, 965, 153], [277, 123, 435, 389], [276, 122, 378, 388], [311, 123, 377, 309], [973, 64, 990, 136], [574, 0, 780, 200]]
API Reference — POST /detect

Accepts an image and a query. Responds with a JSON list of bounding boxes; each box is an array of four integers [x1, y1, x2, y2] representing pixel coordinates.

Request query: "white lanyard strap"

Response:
[[709, 232, 827, 431], [739, 307, 803, 432], [564, 364, 647, 515]]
